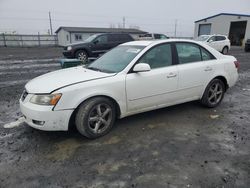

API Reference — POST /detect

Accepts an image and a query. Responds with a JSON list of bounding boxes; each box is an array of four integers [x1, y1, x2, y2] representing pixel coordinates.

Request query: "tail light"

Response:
[[234, 61, 240, 69]]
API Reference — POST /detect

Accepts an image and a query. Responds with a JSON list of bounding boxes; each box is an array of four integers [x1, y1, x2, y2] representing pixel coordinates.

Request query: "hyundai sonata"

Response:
[[20, 39, 239, 138]]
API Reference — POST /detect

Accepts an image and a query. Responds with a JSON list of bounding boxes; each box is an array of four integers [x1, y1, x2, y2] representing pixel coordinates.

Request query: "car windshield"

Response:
[[84, 34, 99, 42], [196, 35, 210, 41], [86, 45, 145, 73]]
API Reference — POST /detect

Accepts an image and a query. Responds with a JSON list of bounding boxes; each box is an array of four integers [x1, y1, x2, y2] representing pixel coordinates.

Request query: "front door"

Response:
[[207, 36, 219, 51], [126, 43, 178, 112], [92, 35, 110, 57]]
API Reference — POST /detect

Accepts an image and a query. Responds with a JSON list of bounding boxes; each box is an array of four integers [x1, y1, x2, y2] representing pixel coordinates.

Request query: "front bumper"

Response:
[[20, 94, 73, 131], [63, 50, 74, 58]]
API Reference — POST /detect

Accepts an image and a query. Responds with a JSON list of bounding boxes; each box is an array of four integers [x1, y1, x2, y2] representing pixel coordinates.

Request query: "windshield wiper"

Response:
[[87, 67, 102, 72], [87, 66, 116, 73]]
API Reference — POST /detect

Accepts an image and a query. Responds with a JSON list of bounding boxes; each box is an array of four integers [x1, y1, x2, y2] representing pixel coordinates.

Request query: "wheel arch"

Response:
[[74, 48, 90, 57], [222, 45, 229, 53], [68, 95, 122, 130], [214, 75, 229, 90], [203, 75, 229, 96]]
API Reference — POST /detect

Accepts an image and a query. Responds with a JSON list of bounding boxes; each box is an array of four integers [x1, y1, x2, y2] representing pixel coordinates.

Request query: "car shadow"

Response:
[[26, 100, 209, 142]]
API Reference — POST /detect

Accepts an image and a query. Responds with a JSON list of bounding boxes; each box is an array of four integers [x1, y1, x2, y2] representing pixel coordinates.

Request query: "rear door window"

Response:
[[176, 43, 202, 64], [216, 36, 226, 41], [201, 48, 214, 61], [121, 34, 132, 41], [107, 34, 119, 42]]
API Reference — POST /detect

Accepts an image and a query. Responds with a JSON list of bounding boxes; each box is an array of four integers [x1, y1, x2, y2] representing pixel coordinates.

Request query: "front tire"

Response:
[[75, 97, 116, 139], [75, 50, 88, 62], [222, 46, 228, 54], [201, 79, 225, 108]]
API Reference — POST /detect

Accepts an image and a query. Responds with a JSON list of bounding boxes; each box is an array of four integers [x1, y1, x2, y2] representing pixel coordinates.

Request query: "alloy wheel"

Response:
[[208, 82, 223, 105], [78, 52, 87, 62], [88, 103, 112, 134]]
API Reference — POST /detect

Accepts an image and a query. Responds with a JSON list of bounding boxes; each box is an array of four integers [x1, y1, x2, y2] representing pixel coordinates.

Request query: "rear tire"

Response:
[[201, 79, 225, 108], [75, 97, 116, 139], [222, 46, 228, 54]]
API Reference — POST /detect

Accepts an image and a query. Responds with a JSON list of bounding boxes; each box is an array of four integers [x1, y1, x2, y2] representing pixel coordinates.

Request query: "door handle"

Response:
[[204, 67, 213, 71], [167, 73, 177, 78]]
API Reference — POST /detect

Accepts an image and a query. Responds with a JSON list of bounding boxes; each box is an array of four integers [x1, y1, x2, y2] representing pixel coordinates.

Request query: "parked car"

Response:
[[245, 39, 250, 52], [139, 33, 169, 40], [63, 33, 134, 61], [20, 39, 239, 139], [195, 34, 230, 54]]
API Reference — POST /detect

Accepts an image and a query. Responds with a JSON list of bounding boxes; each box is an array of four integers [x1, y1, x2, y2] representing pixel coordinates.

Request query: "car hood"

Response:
[[69, 41, 90, 47], [25, 66, 116, 93]]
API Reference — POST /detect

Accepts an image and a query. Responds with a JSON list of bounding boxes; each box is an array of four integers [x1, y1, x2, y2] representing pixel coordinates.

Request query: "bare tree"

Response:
[[109, 23, 116, 28]]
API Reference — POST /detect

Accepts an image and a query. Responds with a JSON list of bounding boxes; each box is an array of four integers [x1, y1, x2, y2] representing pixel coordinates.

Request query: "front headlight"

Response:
[[67, 46, 72, 51], [30, 93, 62, 106]]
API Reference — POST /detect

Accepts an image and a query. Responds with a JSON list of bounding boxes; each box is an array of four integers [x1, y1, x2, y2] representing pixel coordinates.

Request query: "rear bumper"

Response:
[[20, 96, 73, 131]]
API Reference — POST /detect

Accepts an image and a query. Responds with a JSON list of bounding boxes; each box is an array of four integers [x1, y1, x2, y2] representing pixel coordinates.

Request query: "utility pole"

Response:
[[123, 17, 126, 28], [174, 19, 177, 38], [49, 11, 53, 35]]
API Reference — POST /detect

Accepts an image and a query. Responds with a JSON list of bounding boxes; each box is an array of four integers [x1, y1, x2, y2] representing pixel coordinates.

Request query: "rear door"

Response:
[[126, 43, 179, 112], [175, 42, 215, 100], [107, 34, 120, 49]]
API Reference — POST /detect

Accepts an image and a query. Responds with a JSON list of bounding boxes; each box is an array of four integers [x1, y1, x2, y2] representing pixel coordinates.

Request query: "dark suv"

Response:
[[245, 39, 250, 52], [63, 33, 134, 61]]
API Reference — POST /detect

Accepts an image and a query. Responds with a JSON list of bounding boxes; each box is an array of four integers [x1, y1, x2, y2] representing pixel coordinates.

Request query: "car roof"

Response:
[[200, 34, 227, 37], [121, 39, 202, 47]]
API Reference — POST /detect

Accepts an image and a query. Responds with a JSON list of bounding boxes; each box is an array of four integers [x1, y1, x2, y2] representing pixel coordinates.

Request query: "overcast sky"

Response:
[[0, 0, 249, 37]]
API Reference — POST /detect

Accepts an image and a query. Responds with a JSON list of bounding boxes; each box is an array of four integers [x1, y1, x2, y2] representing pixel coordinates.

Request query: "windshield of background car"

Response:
[[196, 35, 210, 41], [84, 34, 98, 42], [86, 45, 145, 73]]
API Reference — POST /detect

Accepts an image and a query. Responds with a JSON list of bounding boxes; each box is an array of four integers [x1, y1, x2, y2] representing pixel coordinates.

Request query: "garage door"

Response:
[[198, 24, 211, 36]]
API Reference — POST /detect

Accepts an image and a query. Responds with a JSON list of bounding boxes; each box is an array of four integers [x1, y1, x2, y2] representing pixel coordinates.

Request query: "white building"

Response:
[[55, 27, 147, 46], [194, 13, 250, 46]]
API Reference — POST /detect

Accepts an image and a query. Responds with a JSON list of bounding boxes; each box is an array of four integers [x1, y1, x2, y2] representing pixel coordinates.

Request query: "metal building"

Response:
[[194, 13, 250, 46], [55, 27, 147, 46]]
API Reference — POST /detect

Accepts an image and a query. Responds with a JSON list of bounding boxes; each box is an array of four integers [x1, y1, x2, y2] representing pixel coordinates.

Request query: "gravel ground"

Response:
[[0, 46, 249, 188]]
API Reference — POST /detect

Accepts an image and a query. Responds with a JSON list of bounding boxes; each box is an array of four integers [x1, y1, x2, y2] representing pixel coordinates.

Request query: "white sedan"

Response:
[[20, 39, 239, 138], [196, 35, 231, 54]]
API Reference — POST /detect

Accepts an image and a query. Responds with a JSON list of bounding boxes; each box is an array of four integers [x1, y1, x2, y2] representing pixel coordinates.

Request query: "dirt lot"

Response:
[[0, 46, 250, 188]]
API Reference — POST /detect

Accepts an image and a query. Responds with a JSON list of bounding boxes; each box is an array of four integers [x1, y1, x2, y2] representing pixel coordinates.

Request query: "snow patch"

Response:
[[3, 117, 25, 129]]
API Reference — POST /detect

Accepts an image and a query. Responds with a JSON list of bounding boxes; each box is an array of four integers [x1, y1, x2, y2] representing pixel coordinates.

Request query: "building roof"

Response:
[[195, 13, 250, 23], [55, 26, 147, 34]]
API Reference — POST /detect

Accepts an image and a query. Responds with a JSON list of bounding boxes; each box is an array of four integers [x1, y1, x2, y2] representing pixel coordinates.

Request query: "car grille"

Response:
[[21, 90, 28, 101]]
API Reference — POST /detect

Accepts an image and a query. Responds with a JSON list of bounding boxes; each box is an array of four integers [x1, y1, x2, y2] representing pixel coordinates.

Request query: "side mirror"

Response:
[[133, 63, 151, 72]]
